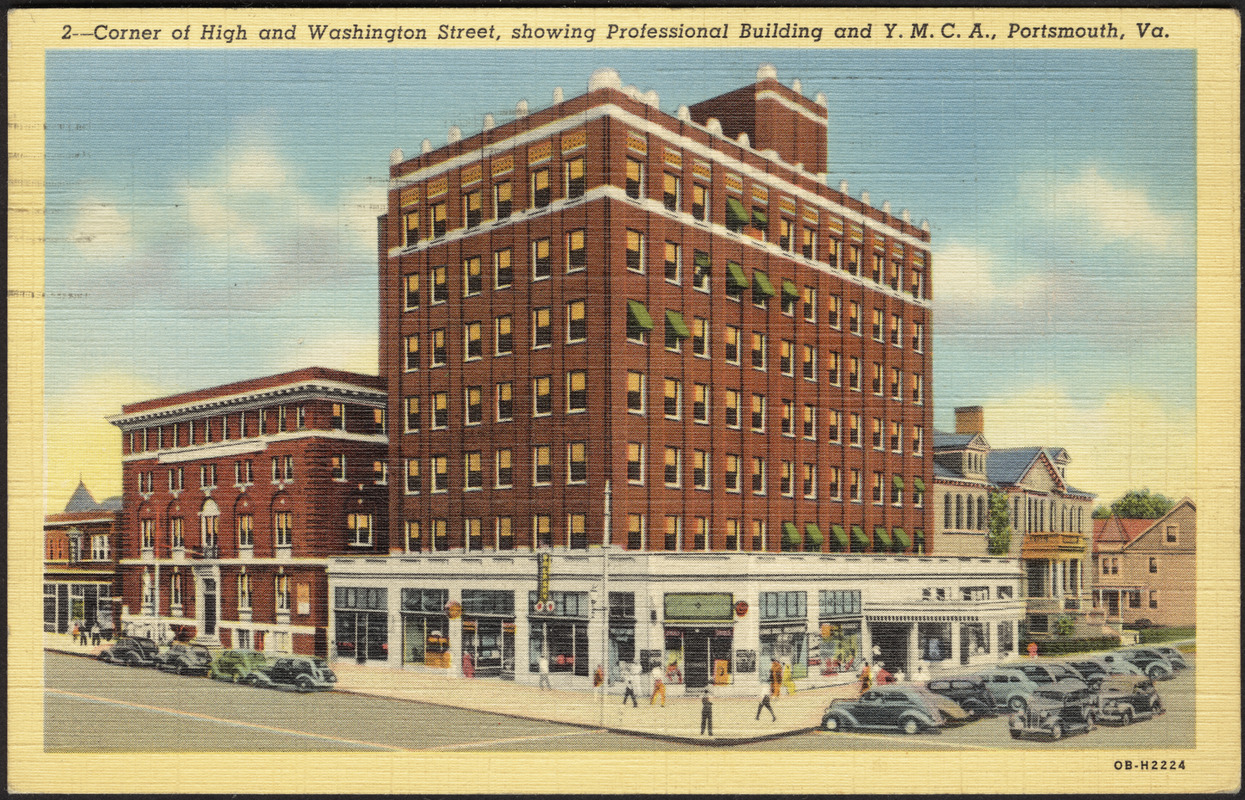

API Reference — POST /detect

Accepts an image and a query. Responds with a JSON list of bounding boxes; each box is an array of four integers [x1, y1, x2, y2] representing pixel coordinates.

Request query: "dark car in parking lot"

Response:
[[1062, 657, 1142, 690], [1105, 649, 1174, 681], [1096, 674, 1164, 725], [154, 642, 214, 675], [1014, 661, 1089, 687], [977, 668, 1043, 713], [98, 636, 160, 667], [1008, 684, 1098, 740], [246, 655, 337, 692], [1126, 646, 1188, 671], [822, 687, 951, 734], [209, 649, 269, 683], [925, 675, 1002, 717]]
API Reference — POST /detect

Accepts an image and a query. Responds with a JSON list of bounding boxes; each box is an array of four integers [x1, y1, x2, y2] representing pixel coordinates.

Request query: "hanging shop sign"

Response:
[[734, 601, 749, 618]]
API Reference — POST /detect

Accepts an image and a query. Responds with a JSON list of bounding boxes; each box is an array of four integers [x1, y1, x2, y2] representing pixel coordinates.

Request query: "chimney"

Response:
[[955, 406, 985, 435]]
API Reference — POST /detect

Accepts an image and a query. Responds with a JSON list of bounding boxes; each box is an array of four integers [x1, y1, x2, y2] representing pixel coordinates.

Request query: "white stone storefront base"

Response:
[[327, 549, 1025, 692]]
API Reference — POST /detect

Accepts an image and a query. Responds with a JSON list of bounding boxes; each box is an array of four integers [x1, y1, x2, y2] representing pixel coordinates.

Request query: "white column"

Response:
[[949, 622, 961, 666], [447, 585, 462, 676], [388, 579, 402, 667], [907, 623, 920, 677]]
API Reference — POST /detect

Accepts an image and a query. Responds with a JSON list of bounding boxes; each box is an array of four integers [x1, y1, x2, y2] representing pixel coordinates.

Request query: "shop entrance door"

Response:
[[683, 628, 733, 689], [202, 579, 217, 636]]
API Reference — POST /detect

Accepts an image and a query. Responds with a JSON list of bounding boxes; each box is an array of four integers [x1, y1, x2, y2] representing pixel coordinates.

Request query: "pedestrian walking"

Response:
[[769, 658, 782, 697], [649, 667, 666, 707], [875, 662, 894, 685], [538, 653, 552, 690], [90, 622, 101, 646], [78, 623, 89, 646], [756, 690, 776, 722], [621, 663, 639, 707], [700, 690, 714, 736], [593, 663, 605, 698], [781, 660, 797, 695], [858, 660, 872, 694]]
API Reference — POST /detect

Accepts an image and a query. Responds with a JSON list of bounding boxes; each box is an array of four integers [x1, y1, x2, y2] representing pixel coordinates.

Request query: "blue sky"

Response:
[[43, 49, 1196, 508]]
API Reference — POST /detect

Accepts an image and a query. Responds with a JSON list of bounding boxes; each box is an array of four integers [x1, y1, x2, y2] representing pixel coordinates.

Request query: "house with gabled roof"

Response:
[[1092, 498, 1196, 627], [44, 480, 122, 635]]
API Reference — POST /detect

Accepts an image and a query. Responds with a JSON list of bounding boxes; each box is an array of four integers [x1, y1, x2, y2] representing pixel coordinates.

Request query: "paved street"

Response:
[[46, 649, 1193, 751]]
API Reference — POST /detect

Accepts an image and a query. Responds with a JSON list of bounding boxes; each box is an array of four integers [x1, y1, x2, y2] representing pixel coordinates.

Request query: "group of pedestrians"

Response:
[[68, 621, 102, 646]]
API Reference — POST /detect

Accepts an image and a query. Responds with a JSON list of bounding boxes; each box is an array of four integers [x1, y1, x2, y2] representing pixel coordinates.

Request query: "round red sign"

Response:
[[734, 601, 748, 617]]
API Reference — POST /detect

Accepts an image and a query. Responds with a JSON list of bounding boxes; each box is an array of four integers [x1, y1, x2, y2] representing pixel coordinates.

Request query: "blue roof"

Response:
[[64, 481, 100, 513], [99, 496, 123, 511], [986, 448, 1049, 486], [932, 430, 976, 449]]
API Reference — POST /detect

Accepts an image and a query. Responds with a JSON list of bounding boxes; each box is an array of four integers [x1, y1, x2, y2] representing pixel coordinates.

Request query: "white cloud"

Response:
[[1027, 166, 1183, 252], [69, 200, 134, 259], [980, 388, 1197, 504]]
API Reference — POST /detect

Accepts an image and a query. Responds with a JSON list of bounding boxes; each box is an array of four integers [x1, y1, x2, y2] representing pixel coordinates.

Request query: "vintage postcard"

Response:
[[8, 6, 1240, 795]]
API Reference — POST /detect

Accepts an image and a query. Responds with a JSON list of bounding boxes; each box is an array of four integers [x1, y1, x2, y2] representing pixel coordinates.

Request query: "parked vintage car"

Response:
[[1008, 684, 1097, 740], [209, 649, 269, 683], [925, 675, 1002, 717], [1104, 649, 1174, 681], [976, 668, 1044, 713], [1062, 657, 1142, 689], [908, 686, 973, 726], [1013, 661, 1089, 687], [1125, 646, 1189, 671], [97, 636, 160, 667], [1096, 674, 1164, 725], [246, 655, 337, 693], [154, 642, 214, 676], [821, 687, 948, 734]]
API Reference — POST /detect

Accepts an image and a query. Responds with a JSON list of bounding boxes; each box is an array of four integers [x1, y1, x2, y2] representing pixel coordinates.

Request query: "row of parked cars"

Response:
[[821, 645, 1189, 740], [96, 637, 337, 693]]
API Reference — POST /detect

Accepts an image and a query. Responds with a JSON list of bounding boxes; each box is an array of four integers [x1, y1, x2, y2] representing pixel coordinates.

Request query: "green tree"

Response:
[[1054, 615, 1076, 637], [1108, 489, 1174, 519], [1091, 505, 1112, 519], [986, 491, 1012, 556]]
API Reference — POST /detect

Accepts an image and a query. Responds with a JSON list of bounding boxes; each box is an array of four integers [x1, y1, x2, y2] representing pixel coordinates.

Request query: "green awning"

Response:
[[626, 300, 653, 331], [831, 524, 849, 550], [665, 309, 690, 339], [781, 279, 800, 300], [851, 525, 868, 548], [751, 207, 768, 229], [753, 270, 776, 298], [913, 528, 925, 542], [892, 475, 904, 489], [693, 251, 711, 274], [725, 197, 748, 228], [874, 526, 892, 549], [894, 528, 911, 549], [782, 521, 801, 545], [805, 523, 824, 546], [726, 261, 750, 291], [912, 477, 925, 492]]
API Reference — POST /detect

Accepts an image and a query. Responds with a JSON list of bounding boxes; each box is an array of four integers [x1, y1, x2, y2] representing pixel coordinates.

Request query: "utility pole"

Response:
[[599, 480, 611, 726]]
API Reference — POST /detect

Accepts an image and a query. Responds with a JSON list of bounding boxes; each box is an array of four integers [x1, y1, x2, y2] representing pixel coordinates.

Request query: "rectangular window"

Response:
[[238, 573, 252, 609], [236, 513, 255, 548], [693, 449, 709, 489], [166, 518, 183, 551], [692, 249, 710, 291], [849, 469, 861, 502], [802, 286, 817, 321], [403, 211, 420, 248], [872, 472, 884, 505], [752, 332, 767, 370], [1149, 591, 1158, 609], [331, 454, 347, 481], [532, 238, 552, 280], [627, 513, 645, 550], [663, 172, 680, 211], [802, 228, 817, 260], [567, 442, 587, 484], [496, 382, 514, 421], [532, 307, 551, 349], [404, 334, 420, 371], [495, 315, 513, 355], [664, 516, 682, 551], [627, 442, 644, 485], [496, 517, 513, 551], [827, 295, 841, 329], [725, 454, 740, 493], [626, 371, 646, 414], [531, 167, 551, 209], [494, 181, 512, 220], [804, 464, 817, 498], [724, 389, 740, 428], [200, 464, 217, 488], [405, 458, 421, 495], [565, 157, 586, 199], [432, 392, 448, 429], [849, 357, 860, 391], [872, 417, 884, 450], [664, 447, 682, 487], [781, 399, 794, 436], [912, 374, 924, 404], [568, 513, 587, 550], [464, 190, 482, 228], [463, 256, 482, 296], [556, 230, 584, 276], [849, 413, 861, 447], [664, 241, 680, 283], [626, 230, 644, 273], [464, 321, 483, 361], [891, 367, 903, 400], [347, 513, 373, 547], [873, 363, 884, 395], [692, 183, 708, 220], [803, 345, 817, 381], [890, 421, 903, 453], [495, 449, 513, 488], [827, 409, 841, 443], [404, 521, 421, 553], [828, 467, 841, 500], [404, 396, 421, 433], [533, 376, 552, 416], [566, 370, 587, 412], [825, 351, 841, 386], [533, 445, 552, 485], [871, 253, 883, 283], [848, 301, 860, 335], [625, 158, 644, 199], [778, 218, 794, 251], [404, 273, 420, 310], [780, 340, 794, 376], [432, 519, 448, 551], [464, 452, 483, 490], [431, 456, 448, 493], [692, 317, 709, 357], [890, 260, 901, 290], [495, 248, 513, 288], [846, 245, 860, 275], [693, 383, 709, 424], [431, 328, 447, 366], [752, 457, 767, 495], [912, 320, 925, 352], [725, 518, 740, 551], [724, 326, 740, 365], [780, 460, 793, 496], [752, 520, 767, 551], [803, 405, 816, 439], [465, 386, 483, 425], [431, 264, 448, 303], [664, 378, 682, 419]]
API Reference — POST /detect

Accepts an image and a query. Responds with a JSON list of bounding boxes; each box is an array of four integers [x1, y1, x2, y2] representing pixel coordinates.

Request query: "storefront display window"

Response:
[[918, 621, 950, 663], [528, 591, 589, 676], [335, 586, 388, 661], [401, 587, 448, 666], [816, 620, 861, 676]]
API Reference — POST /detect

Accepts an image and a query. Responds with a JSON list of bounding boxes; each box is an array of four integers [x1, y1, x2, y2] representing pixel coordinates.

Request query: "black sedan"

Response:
[[1096, 674, 1165, 725], [246, 655, 338, 693], [925, 675, 1002, 717], [822, 688, 949, 735], [97, 636, 160, 668], [1008, 685, 1097, 741], [154, 642, 214, 676]]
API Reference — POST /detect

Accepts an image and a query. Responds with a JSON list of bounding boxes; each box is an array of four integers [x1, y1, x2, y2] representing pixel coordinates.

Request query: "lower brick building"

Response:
[[108, 367, 388, 656], [44, 481, 121, 635]]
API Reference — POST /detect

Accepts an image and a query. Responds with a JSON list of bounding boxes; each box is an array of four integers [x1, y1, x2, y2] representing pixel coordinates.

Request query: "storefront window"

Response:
[[918, 622, 950, 663], [528, 591, 589, 676], [401, 588, 448, 666], [335, 587, 388, 661], [817, 620, 861, 676], [608, 592, 636, 684], [462, 590, 516, 677]]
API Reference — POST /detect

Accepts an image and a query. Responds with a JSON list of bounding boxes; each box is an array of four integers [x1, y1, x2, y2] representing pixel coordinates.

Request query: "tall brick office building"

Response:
[[110, 368, 388, 656], [326, 66, 1025, 691]]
